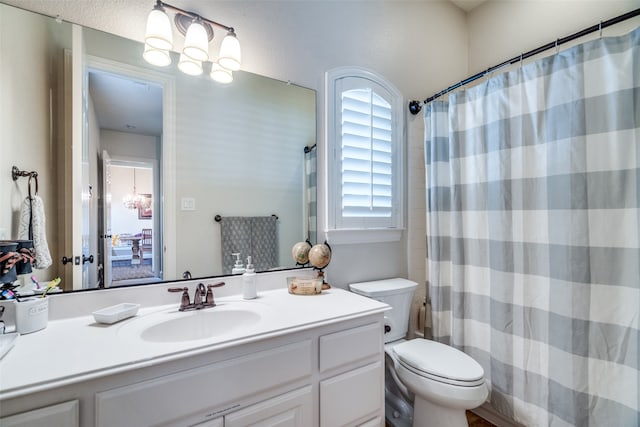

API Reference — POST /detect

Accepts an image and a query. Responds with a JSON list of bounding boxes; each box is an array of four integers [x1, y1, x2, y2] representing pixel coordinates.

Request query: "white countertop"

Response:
[[0, 288, 388, 400]]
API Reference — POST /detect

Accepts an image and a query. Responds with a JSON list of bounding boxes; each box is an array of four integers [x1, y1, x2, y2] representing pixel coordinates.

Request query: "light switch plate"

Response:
[[181, 197, 195, 211], [0, 228, 7, 240]]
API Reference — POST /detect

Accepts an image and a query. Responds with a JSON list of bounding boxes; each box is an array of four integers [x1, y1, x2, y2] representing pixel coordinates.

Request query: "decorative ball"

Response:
[[308, 243, 331, 269], [291, 241, 311, 265]]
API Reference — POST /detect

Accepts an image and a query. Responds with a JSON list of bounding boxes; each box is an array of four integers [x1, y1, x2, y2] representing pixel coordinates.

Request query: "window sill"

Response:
[[325, 228, 404, 245]]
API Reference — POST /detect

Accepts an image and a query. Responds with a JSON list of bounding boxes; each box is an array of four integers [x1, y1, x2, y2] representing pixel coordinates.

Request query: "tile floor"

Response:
[[385, 411, 496, 427], [466, 410, 497, 426]]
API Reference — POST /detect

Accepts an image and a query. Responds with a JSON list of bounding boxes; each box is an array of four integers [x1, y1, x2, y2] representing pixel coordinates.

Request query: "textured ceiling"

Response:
[[89, 71, 163, 136]]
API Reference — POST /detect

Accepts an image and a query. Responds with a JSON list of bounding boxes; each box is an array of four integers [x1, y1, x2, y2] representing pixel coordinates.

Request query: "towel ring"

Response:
[[28, 174, 39, 197]]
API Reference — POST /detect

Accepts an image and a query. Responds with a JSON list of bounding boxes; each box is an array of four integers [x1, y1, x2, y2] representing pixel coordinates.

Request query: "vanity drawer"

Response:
[[319, 322, 382, 373], [95, 340, 312, 427], [224, 385, 312, 427], [0, 400, 79, 427]]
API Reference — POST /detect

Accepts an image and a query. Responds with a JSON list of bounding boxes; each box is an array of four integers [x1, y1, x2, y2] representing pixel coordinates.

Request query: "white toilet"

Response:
[[349, 278, 488, 427]]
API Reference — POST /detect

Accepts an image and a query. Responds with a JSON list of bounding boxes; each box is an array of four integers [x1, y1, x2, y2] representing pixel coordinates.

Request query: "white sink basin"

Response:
[[141, 309, 261, 342], [118, 302, 267, 343]]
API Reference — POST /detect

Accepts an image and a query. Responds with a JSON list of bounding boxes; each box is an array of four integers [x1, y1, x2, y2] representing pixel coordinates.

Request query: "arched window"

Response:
[[326, 67, 404, 243]]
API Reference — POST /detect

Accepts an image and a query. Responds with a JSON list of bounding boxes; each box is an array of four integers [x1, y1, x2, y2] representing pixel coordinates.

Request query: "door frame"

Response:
[[106, 158, 159, 285], [75, 52, 176, 286]]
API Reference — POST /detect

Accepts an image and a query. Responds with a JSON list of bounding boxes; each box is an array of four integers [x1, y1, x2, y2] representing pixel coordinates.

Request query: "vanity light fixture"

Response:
[[143, 44, 172, 67], [182, 17, 209, 62], [143, 0, 241, 83], [144, 2, 173, 50], [218, 30, 241, 71], [210, 62, 233, 83], [178, 53, 203, 76]]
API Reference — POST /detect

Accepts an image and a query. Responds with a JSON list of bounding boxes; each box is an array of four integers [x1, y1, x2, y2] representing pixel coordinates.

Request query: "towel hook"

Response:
[[12, 165, 37, 181], [12, 166, 39, 196]]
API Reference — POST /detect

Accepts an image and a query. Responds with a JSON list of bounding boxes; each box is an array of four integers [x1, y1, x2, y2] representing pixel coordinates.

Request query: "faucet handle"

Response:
[[205, 282, 225, 306], [168, 287, 191, 311]]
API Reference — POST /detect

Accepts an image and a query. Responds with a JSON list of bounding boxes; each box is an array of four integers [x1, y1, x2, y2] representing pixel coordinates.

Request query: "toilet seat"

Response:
[[392, 339, 485, 387]]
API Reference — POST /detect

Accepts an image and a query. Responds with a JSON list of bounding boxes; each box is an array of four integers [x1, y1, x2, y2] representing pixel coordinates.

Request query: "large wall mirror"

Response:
[[0, 3, 317, 292]]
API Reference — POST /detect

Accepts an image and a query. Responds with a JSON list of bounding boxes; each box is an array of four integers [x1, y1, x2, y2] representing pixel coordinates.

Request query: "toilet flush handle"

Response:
[[384, 324, 391, 333]]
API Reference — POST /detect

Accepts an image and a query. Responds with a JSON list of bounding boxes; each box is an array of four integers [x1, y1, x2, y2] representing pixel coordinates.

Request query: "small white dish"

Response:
[[92, 303, 140, 324], [0, 332, 20, 360]]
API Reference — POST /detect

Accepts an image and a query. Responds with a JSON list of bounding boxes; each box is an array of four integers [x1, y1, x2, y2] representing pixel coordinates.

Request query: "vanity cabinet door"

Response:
[[0, 400, 79, 427], [320, 362, 383, 427], [358, 416, 384, 427], [224, 386, 313, 427]]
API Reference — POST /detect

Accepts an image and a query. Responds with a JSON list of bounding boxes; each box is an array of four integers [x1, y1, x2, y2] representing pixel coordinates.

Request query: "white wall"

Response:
[[0, 5, 70, 282], [101, 130, 159, 160], [467, 0, 640, 75]]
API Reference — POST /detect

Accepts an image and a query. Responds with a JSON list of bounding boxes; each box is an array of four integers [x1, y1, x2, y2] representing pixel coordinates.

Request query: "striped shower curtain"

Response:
[[304, 145, 318, 245], [424, 27, 639, 426]]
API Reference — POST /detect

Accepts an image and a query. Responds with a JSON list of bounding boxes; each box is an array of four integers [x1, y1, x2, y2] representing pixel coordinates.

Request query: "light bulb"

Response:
[[210, 62, 233, 84], [183, 20, 209, 61], [218, 31, 241, 71], [145, 5, 173, 51], [143, 44, 171, 67], [178, 53, 203, 76]]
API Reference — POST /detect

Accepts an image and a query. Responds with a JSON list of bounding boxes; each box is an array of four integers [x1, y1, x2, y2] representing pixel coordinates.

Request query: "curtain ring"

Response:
[[599, 20, 603, 38], [555, 39, 559, 54], [519, 53, 524, 69]]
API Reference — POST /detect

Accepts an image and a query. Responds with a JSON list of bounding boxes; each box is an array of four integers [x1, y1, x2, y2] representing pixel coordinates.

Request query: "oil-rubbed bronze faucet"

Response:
[[168, 282, 225, 311]]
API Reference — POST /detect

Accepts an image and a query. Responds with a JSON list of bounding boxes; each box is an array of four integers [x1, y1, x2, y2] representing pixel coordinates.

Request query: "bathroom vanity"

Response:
[[0, 288, 388, 427]]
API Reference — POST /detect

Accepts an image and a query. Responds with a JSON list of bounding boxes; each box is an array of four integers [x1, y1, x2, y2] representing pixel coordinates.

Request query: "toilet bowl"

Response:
[[384, 342, 414, 427], [349, 278, 488, 427]]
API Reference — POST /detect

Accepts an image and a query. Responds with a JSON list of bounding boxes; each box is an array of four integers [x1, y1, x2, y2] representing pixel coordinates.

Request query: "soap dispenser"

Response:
[[242, 256, 257, 299], [231, 253, 245, 275]]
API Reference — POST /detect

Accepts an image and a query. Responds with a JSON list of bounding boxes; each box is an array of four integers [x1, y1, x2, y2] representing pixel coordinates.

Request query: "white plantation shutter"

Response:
[[327, 68, 403, 235], [341, 88, 393, 218]]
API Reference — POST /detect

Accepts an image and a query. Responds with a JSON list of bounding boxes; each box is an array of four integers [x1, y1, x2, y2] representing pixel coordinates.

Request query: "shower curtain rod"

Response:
[[408, 7, 640, 115]]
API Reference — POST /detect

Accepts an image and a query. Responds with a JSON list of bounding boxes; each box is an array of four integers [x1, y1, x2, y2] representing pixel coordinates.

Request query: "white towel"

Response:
[[18, 196, 52, 269]]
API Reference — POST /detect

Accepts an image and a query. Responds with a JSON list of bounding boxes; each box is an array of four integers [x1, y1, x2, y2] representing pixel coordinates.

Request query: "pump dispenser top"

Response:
[[231, 253, 245, 274], [245, 256, 255, 273]]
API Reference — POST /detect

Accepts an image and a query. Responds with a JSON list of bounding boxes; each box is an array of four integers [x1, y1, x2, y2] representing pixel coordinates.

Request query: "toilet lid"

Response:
[[392, 339, 484, 385]]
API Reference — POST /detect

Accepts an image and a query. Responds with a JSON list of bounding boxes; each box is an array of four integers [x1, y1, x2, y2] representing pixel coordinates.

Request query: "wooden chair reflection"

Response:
[[141, 228, 152, 260]]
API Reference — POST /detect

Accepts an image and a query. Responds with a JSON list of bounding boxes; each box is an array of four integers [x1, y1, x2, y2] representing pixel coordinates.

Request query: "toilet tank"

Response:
[[349, 278, 418, 343]]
